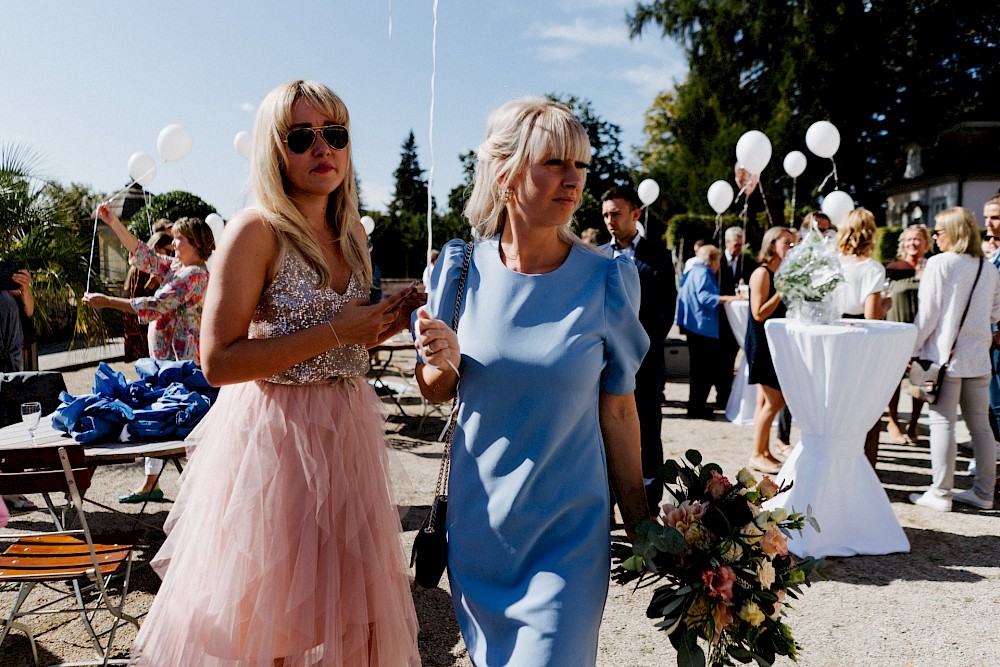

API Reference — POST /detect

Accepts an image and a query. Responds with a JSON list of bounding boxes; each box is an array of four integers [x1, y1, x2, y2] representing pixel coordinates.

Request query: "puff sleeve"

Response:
[[601, 255, 649, 394]]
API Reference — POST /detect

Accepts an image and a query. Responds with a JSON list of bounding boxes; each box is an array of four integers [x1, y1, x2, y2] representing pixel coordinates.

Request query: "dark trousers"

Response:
[[716, 325, 740, 407], [686, 331, 721, 414], [777, 406, 792, 444], [990, 346, 1000, 443], [635, 343, 666, 514]]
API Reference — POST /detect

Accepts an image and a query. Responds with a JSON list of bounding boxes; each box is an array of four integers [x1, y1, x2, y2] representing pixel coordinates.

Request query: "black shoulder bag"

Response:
[[410, 241, 473, 588]]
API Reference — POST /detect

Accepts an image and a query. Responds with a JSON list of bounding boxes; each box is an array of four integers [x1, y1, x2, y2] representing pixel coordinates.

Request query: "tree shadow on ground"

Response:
[[817, 528, 1000, 586], [412, 584, 465, 666]]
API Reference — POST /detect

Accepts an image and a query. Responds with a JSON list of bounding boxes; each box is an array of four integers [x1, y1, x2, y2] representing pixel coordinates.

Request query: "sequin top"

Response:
[[248, 248, 370, 384]]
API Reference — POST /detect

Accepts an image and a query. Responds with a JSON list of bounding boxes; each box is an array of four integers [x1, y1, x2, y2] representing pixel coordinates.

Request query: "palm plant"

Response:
[[0, 142, 113, 345]]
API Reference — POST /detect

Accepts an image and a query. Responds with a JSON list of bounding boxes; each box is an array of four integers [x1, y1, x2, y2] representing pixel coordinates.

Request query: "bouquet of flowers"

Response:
[[773, 230, 843, 304], [614, 450, 822, 667]]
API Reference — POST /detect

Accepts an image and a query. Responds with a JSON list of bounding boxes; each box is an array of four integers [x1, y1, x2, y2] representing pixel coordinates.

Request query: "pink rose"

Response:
[[663, 500, 708, 529], [711, 601, 734, 642], [761, 526, 789, 557], [757, 476, 780, 500], [701, 565, 736, 602], [706, 470, 733, 499]]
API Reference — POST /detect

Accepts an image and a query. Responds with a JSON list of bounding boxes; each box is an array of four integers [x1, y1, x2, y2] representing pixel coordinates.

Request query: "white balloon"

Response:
[[783, 151, 807, 178], [821, 190, 854, 226], [707, 180, 735, 214], [635, 221, 646, 238], [637, 178, 660, 206], [805, 121, 841, 159], [204, 213, 224, 244], [157, 124, 193, 162], [735, 130, 772, 175], [127, 152, 157, 187], [360, 215, 375, 236], [234, 131, 252, 159]]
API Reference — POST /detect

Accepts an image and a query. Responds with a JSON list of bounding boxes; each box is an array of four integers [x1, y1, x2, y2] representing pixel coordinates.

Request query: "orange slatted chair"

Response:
[[0, 445, 141, 666]]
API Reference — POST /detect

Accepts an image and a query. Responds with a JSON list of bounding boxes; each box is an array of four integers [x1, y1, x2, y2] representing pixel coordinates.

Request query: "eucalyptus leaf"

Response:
[[685, 449, 703, 466], [676, 631, 706, 667]]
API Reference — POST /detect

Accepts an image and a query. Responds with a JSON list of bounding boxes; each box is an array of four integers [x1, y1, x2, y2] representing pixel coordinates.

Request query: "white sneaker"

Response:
[[952, 489, 993, 510], [909, 491, 952, 512]]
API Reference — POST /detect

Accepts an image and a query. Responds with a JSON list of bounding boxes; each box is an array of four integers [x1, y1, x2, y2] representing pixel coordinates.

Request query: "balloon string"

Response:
[[817, 158, 838, 194], [759, 181, 774, 228], [388, 0, 393, 39], [85, 208, 100, 294], [425, 0, 438, 270], [789, 177, 797, 225]]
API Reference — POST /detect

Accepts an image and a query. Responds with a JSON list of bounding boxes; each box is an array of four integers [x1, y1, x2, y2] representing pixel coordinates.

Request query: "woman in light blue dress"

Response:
[[415, 98, 649, 667]]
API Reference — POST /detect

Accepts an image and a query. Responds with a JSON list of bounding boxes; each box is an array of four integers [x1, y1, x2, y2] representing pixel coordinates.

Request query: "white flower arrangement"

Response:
[[774, 230, 843, 304]]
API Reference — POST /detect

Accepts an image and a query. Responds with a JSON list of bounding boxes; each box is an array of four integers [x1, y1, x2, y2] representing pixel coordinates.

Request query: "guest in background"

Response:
[[580, 227, 600, 245], [718, 226, 758, 408], [123, 230, 174, 361], [417, 97, 648, 666], [1, 267, 38, 512], [85, 208, 214, 503], [1, 269, 33, 373], [831, 208, 892, 467], [682, 238, 708, 274], [884, 224, 932, 443], [798, 210, 834, 238], [982, 194, 1000, 449], [600, 184, 676, 514], [746, 226, 795, 474], [909, 207, 1000, 512], [677, 244, 745, 419]]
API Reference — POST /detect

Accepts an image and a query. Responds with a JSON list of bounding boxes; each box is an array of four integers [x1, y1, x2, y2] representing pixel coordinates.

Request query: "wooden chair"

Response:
[[0, 445, 141, 666]]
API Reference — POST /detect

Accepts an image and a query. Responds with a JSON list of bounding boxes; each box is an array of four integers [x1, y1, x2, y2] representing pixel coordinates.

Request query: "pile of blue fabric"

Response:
[[52, 359, 220, 444]]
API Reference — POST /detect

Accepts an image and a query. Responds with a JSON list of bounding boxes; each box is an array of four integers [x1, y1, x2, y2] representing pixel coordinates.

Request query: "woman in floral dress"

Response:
[[84, 208, 214, 501]]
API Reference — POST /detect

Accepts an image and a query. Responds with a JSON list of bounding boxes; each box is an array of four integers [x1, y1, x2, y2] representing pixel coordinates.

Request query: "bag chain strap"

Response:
[[429, 241, 474, 518]]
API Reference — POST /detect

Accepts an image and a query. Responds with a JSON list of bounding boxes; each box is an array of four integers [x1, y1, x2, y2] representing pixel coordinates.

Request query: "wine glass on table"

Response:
[[21, 402, 42, 447]]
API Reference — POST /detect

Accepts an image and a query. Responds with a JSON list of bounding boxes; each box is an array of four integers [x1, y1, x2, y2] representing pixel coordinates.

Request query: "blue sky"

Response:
[[1, 0, 686, 220]]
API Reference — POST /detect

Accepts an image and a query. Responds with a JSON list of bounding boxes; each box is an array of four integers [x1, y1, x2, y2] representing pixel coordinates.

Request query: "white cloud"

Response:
[[623, 63, 684, 97], [240, 102, 256, 113], [533, 18, 632, 55]]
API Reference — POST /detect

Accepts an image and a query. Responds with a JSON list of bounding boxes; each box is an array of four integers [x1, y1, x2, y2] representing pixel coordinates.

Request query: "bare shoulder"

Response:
[[215, 209, 280, 279]]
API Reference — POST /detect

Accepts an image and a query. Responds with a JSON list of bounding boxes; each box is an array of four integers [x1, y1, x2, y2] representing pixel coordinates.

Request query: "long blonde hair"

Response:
[[464, 97, 589, 246], [250, 80, 371, 287]]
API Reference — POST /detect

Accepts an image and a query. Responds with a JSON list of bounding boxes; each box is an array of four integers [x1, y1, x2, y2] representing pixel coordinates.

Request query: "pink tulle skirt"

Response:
[[131, 379, 419, 667]]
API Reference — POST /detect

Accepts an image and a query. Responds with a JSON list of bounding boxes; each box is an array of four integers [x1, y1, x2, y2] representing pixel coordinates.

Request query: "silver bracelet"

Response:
[[327, 321, 341, 347]]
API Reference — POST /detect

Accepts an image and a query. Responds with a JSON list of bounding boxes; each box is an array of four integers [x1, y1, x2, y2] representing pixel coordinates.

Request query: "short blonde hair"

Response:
[[935, 207, 984, 257], [250, 80, 371, 288], [464, 97, 590, 245], [896, 224, 931, 260], [835, 208, 877, 257]]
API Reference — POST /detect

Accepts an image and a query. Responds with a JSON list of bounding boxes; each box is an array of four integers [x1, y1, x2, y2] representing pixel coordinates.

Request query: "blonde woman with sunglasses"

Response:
[[131, 80, 423, 666]]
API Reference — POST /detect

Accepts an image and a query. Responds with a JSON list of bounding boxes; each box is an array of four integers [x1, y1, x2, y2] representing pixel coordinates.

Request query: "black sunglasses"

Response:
[[284, 124, 349, 154]]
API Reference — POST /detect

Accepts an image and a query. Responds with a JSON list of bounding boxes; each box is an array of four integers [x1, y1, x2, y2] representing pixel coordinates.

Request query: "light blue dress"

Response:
[[427, 237, 648, 667]]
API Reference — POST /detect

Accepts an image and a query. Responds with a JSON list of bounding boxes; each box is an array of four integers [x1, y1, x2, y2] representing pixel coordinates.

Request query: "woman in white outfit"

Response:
[[909, 207, 1000, 511]]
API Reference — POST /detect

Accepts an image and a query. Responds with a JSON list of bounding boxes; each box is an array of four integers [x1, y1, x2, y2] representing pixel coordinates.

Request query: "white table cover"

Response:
[[723, 301, 756, 425], [762, 319, 916, 558]]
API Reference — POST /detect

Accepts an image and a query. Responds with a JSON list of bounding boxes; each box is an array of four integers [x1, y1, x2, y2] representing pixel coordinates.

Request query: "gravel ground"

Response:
[[3, 353, 999, 667]]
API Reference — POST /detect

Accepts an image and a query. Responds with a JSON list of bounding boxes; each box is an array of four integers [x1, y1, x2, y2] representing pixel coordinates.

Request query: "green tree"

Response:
[[0, 144, 110, 342], [628, 0, 1000, 219], [126, 190, 218, 238], [375, 131, 437, 277]]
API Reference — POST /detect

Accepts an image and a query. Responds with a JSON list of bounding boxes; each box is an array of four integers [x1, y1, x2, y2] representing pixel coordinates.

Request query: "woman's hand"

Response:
[[11, 270, 34, 317], [414, 307, 460, 371], [83, 292, 109, 309], [332, 297, 405, 348], [95, 203, 141, 253]]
